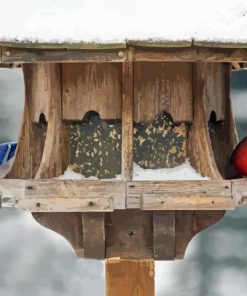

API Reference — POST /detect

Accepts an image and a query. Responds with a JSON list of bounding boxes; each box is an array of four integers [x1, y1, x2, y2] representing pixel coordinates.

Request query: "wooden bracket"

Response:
[[83, 213, 105, 259]]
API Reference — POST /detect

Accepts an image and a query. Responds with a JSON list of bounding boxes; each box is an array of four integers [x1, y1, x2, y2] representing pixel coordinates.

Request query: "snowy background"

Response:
[[1, 68, 247, 296]]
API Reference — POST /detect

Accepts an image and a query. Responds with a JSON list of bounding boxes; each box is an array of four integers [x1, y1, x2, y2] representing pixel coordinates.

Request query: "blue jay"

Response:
[[0, 142, 17, 178]]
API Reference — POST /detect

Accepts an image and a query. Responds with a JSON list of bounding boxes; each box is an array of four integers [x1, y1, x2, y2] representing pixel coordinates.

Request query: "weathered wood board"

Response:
[[105, 258, 154, 296], [153, 211, 175, 260], [62, 63, 122, 120], [134, 62, 193, 122], [106, 210, 153, 259], [83, 213, 105, 259], [2, 47, 126, 63], [122, 61, 134, 181]]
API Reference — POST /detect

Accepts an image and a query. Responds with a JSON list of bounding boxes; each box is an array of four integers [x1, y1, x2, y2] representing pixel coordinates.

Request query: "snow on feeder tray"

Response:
[[1, 38, 247, 295]]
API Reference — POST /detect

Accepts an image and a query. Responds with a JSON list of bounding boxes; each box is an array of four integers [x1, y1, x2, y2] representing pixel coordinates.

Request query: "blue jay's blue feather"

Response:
[[0, 142, 17, 166]]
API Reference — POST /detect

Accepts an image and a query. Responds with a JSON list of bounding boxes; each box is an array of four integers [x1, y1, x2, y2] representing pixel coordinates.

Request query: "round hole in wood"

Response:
[[39, 113, 47, 127], [128, 230, 135, 237], [82, 110, 100, 122], [209, 111, 217, 123]]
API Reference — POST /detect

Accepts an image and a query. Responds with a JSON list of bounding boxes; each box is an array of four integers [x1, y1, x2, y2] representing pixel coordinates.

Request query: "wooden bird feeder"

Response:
[[0, 40, 247, 295]]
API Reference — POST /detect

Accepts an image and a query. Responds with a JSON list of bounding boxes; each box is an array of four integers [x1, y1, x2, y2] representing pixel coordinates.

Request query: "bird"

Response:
[[0, 142, 17, 178], [230, 137, 247, 176]]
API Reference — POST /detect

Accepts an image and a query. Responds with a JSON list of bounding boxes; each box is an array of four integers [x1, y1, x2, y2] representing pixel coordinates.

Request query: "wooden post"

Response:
[[106, 62, 154, 296], [105, 259, 154, 296]]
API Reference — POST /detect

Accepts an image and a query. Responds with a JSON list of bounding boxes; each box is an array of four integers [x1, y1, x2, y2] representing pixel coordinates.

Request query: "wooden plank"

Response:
[[134, 62, 192, 122], [131, 46, 247, 62], [105, 259, 154, 296], [187, 63, 222, 179], [21, 180, 124, 212], [2, 47, 126, 63], [0, 42, 126, 50], [128, 40, 192, 48], [26, 64, 51, 123], [62, 63, 122, 120], [153, 211, 175, 260], [208, 63, 239, 179], [130, 180, 234, 210], [122, 62, 134, 181], [35, 64, 64, 178], [143, 193, 234, 210], [82, 213, 105, 259], [193, 40, 247, 49], [203, 63, 225, 121], [175, 210, 224, 259], [106, 210, 153, 259], [1, 179, 242, 211], [32, 212, 84, 257], [7, 64, 46, 179], [2, 46, 247, 63], [232, 179, 247, 206], [0, 179, 25, 208]]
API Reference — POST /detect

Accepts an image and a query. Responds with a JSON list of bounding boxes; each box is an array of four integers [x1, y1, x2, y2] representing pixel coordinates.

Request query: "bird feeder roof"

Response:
[[1, 0, 247, 49]]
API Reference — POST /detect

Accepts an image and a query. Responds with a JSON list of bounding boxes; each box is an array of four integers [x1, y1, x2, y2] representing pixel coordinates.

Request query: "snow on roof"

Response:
[[0, 0, 247, 46], [57, 160, 208, 181]]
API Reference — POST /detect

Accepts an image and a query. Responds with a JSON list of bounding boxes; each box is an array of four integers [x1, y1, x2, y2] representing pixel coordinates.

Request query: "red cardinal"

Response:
[[231, 137, 247, 176]]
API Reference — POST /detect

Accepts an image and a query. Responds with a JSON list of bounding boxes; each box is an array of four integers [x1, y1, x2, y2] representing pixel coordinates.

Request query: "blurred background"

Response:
[[0, 67, 247, 296]]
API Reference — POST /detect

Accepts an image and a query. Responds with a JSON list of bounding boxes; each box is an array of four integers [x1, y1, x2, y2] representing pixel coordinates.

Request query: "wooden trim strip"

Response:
[[2, 178, 247, 211], [121, 61, 134, 181], [0, 41, 127, 50], [1, 46, 126, 63], [1, 46, 247, 63]]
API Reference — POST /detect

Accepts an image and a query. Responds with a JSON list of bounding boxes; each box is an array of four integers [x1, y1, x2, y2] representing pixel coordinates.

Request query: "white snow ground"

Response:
[[0, 0, 247, 44], [58, 160, 208, 181]]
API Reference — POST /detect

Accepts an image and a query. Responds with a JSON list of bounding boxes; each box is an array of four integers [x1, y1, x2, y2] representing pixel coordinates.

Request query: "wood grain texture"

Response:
[[131, 46, 247, 62], [62, 63, 121, 120], [187, 62, 222, 179], [32, 212, 84, 257], [208, 63, 239, 179], [27, 64, 51, 123], [122, 62, 134, 181], [232, 179, 247, 206], [134, 62, 192, 122], [2, 46, 247, 62], [2, 47, 126, 63], [153, 211, 175, 260], [82, 213, 105, 258], [140, 180, 233, 210], [127, 180, 232, 210], [203, 63, 225, 121], [105, 259, 154, 296], [22, 180, 124, 211], [106, 210, 153, 259], [0, 179, 239, 211], [175, 210, 224, 259], [35, 63, 64, 179], [7, 64, 46, 179]]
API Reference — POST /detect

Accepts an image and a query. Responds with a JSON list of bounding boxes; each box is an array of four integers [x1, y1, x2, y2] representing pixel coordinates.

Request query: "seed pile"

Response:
[[69, 112, 186, 178]]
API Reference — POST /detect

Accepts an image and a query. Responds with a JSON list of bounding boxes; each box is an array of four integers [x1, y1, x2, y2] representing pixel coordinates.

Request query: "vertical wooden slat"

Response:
[[121, 61, 134, 181], [35, 63, 64, 179], [187, 62, 221, 179], [153, 211, 175, 260], [82, 213, 105, 259], [7, 64, 46, 179], [106, 259, 154, 296]]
